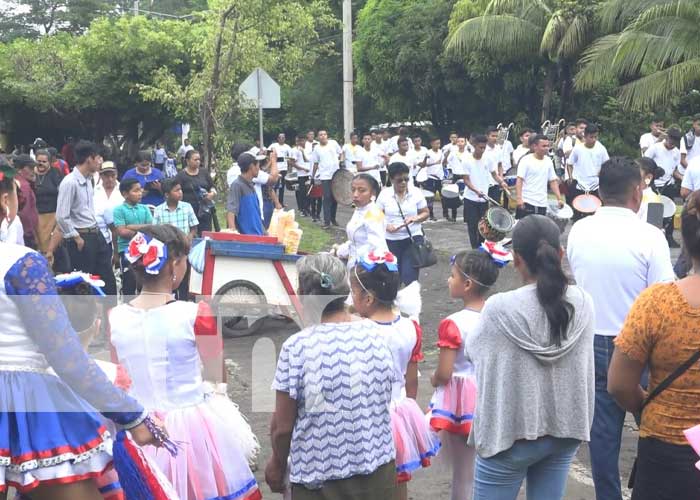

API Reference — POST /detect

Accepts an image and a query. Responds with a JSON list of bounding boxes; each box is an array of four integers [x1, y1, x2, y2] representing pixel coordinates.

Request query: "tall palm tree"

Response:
[[446, 0, 597, 121], [576, 0, 700, 110]]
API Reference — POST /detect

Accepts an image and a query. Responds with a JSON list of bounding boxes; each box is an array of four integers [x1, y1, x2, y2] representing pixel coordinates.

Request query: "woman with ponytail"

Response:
[[465, 215, 595, 500]]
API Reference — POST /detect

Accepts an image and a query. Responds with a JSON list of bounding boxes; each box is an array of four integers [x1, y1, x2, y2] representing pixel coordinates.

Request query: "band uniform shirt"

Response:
[[516, 155, 558, 208], [424, 149, 444, 180], [567, 206, 675, 337], [567, 141, 609, 191], [113, 202, 153, 253], [645, 142, 680, 188], [290, 147, 310, 178], [513, 145, 530, 167], [227, 176, 264, 236], [310, 140, 342, 181], [448, 149, 469, 176], [640, 132, 661, 152], [270, 142, 292, 172], [681, 157, 700, 193], [463, 155, 496, 203], [342, 143, 362, 173], [409, 146, 428, 179], [56, 167, 98, 238], [360, 147, 382, 184], [680, 133, 700, 164]]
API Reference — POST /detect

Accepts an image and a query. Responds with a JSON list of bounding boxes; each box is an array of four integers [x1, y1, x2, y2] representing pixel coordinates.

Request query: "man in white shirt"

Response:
[[445, 136, 471, 222], [515, 134, 564, 219], [680, 114, 700, 170], [93, 161, 124, 267], [177, 138, 194, 168], [645, 127, 682, 247], [441, 131, 459, 164], [310, 130, 343, 228], [419, 137, 444, 221], [500, 138, 515, 173], [304, 130, 318, 154], [358, 132, 382, 184], [567, 157, 674, 500], [409, 135, 428, 184], [387, 126, 413, 155], [484, 126, 505, 204], [291, 135, 311, 216], [513, 128, 533, 167], [389, 136, 412, 169], [681, 155, 700, 199], [372, 130, 389, 186], [639, 117, 664, 155], [463, 134, 509, 248], [342, 132, 362, 172], [566, 123, 609, 220], [269, 133, 293, 206], [557, 122, 577, 160]]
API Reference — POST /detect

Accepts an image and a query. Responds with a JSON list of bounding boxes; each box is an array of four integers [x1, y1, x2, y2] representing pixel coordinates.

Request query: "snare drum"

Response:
[[660, 195, 677, 218], [572, 193, 601, 214], [547, 200, 574, 233], [440, 184, 460, 199], [421, 189, 435, 201], [478, 206, 515, 242]]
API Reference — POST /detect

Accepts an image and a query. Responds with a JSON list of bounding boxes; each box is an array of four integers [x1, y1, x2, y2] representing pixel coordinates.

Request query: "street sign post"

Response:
[[239, 68, 280, 149]]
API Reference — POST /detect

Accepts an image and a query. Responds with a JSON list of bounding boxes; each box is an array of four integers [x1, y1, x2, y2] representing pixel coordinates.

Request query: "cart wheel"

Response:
[[213, 280, 268, 338]]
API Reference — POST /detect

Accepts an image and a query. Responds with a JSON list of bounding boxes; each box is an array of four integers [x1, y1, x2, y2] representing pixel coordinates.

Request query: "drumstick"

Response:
[[479, 192, 503, 207]]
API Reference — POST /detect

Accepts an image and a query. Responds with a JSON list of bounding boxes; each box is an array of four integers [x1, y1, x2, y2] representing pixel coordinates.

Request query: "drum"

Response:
[[572, 193, 601, 214], [284, 171, 299, 191], [421, 189, 435, 200], [504, 176, 517, 187], [308, 179, 323, 198], [547, 200, 574, 233], [415, 167, 428, 184], [478, 206, 515, 242], [660, 195, 677, 218], [330, 168, 355, 206], [441, 184, 460, 199]]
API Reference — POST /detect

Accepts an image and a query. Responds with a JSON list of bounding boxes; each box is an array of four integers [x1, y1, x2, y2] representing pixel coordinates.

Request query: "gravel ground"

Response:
[[219, 197, 682, 500]]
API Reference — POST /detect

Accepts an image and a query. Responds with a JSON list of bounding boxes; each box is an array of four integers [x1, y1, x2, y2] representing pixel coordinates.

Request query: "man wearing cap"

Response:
[[33, 149, 64, 254], [644, 127, 682, 247], [55, 140, 115, 295], [226, 152, 265, 236], [94, 161, 124, 268], [14, 154, 40, 250]]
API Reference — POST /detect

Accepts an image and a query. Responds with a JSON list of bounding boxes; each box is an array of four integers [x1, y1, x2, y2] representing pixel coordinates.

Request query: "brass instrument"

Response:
[[541, 118, 566, 143], [496, 122, 515, 145]]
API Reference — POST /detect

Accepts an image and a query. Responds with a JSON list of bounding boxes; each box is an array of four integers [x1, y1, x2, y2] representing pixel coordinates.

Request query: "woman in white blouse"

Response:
[[334, 173, 387, 269], [376, 162, 430, 286]]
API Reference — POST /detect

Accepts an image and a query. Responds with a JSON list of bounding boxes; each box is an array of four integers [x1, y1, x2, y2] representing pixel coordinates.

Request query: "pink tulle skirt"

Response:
[[144, 393, 261, 500], [391, 397, 441, 483], [427, 375, 477, 436]]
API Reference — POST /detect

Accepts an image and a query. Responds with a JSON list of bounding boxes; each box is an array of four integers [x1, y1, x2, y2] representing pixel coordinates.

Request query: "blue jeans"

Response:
[[386, 236, 422, 286], [473, 436, 580, 500], [590, 335, 626, 500]]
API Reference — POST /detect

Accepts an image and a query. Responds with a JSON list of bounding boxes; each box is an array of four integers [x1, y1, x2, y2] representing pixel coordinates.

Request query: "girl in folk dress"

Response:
[[350, 249, 440, 500], [427, 247, 506, 500], [108, 225, 260, 500]]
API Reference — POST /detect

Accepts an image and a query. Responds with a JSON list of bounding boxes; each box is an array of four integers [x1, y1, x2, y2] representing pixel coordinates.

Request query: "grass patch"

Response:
[[297, 217, 332, 254]]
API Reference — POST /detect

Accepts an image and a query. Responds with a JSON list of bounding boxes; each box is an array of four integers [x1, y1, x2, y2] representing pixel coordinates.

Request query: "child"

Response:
[[154, 178, 199, 241], [637, 157, 663, 223], [427, 248, 503, 500], [108, 225, 261, 500], [113, 178, 153, 297], [164, 151, 179, 178], [350, 249, 440, 500]]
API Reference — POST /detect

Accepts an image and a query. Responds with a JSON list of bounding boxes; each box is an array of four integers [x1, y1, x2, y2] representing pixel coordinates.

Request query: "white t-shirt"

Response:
[[568, 141, 609, 190], [442, 143, 458, 160], [389, 153, 413, 175], [342, 143, 363, 172], [681, 157, 700, 193], [94, 184, 124, 243], [376, 186, 427, 241], [409, 146, 428, 178], [448, 149, 470, 176], [424, 149, 444, 179], [516, 155, 557, 207], [270, 142, 293, 171], [310, 140, 342, 181], [562, 136, 578, 156], [387, 135, 413, 155], [501, 140, 514, 171], [567, 206, 674, 336], [680, 133, 700, 164], [483, 144, 503, 186], [359, 147, 382, 184], [463, 155, 496, 202], [291, 147, 310, 177], [644, 142, 680, 188], [0, 217, 24, 245], [639, 132, 661, 152], [372, 141, 388, 171], [513, 145, 530, 167]]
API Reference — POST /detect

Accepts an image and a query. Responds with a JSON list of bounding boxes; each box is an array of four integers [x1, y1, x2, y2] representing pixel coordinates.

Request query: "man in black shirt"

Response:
[[33, 149, 64, 254]]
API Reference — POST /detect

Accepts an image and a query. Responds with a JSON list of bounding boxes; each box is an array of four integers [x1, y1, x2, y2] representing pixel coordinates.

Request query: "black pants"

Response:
[[120, 252, 138, 298], [632, 437, 700, 500], [277, 170, 287, 205], [176, 262, 191, 301], [295, 176, 309, 214], [464, 199, 488, 249], [321, 179, 337, 225], [67, 231, 116, 296], [421, 178, 441, 218], [515, 203, 547, 220], [194, 208, 212, 236], [380, 171, 388, 187], [309, 197, 322, 220]]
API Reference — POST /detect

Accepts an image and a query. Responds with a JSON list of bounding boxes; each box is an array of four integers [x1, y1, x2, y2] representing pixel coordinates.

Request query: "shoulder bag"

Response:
[[628, 348, 700, 488], [395, 194, 437, 269]]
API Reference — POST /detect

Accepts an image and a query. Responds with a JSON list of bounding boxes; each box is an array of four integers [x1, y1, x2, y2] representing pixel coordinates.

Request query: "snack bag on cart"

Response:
[[268, 209, 282, 238], [276, 210, 296, 242], [283, 228, 303, 254]]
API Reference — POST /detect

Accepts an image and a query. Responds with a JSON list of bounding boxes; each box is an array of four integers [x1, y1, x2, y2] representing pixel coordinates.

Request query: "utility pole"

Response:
[[133, 0, 139, 15], [342, 0, 354, 143]]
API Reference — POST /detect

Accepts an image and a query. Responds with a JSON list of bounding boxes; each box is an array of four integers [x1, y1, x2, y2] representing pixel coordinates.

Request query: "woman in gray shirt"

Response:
[[466, 215, 595, 500]]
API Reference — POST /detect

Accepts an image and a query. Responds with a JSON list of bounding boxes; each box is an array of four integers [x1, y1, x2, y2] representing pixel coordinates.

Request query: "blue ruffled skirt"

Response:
[[0, 370, 113, 493]]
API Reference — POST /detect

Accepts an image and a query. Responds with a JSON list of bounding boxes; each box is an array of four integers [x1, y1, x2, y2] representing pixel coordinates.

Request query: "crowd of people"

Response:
[[0, 114, 699, 500]]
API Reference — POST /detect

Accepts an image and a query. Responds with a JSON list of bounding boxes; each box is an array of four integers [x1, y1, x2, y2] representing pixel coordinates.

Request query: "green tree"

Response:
[[575, 0, 700, 111], [446, 0, 599, 120]]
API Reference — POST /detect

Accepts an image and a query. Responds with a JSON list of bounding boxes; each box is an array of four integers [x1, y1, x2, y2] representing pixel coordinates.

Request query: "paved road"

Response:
[[221, 198, 682, 499]]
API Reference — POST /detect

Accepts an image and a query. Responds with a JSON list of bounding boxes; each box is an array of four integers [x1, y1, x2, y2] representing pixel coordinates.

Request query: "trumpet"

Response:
[[541, 118, 566, 143], [496, 122, 515, 146]]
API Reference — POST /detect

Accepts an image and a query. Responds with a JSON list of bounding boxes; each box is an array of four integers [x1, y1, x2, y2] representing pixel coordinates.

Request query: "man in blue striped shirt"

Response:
[[226, 153, 265, 235]]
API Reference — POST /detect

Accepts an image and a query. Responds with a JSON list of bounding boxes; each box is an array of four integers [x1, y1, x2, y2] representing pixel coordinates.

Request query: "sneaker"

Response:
[[668, 239, 681, 248], [331, 220, 340, 227], [429, 216, 438, 222], [321, 224, 331, 230]]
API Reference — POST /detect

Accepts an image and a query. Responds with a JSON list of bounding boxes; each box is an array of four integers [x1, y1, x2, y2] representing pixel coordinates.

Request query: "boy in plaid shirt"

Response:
[[153, 178, 199, 240]]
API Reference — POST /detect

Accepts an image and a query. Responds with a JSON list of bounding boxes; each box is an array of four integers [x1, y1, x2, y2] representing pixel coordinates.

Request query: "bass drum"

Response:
[[478, 206, 515, 242], [331, 168, 355, 206]]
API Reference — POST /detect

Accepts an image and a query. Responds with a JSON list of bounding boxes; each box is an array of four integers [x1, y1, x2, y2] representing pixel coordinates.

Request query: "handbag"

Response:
[[395, 194, 437, 269], [627, 348, 700, 488]]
